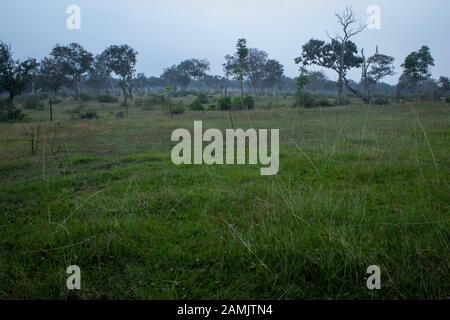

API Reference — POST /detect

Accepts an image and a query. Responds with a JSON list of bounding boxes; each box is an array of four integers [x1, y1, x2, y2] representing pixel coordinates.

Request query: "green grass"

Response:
[[0, 98, 449, 299]]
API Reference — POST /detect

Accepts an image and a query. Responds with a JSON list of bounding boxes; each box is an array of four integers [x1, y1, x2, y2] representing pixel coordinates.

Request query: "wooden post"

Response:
[[49, 99, 53, 123]]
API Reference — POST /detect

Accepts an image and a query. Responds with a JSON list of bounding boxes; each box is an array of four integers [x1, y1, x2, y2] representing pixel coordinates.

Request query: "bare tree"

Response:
[[359, 47, 395, 103], [328, 7, 366, 104]]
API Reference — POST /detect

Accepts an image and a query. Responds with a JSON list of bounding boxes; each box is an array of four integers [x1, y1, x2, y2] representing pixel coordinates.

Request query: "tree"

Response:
[[331, 7, 366, 104], [263, 59, 284, 102], [233, 38, 250, 108], [162, 59, 210, 92], [39, 56, 66, 98], [295, 67, 310, 107], [437, 76, 450, 97], [102, 45, 138, 109], [178, 59, 210, 81], [358, 47, 395, 103], [87, 54, 113, 96], [399, 46, 435, 94], [247, 48, 268, 95], [161, 65, 190, 92], [222, 54, 236, 97], [50, 43, 93, 101], [0, 41, 38, 119], [295, 38, 363, 102]]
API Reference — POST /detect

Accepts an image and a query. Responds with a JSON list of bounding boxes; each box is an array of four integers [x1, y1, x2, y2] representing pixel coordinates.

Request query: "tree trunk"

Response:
[[6, 93, 16, 119], [75, 80, 80, 101]]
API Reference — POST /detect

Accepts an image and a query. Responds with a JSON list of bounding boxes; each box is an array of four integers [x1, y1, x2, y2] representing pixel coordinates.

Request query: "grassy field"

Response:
[[0, 97, 449, 299]]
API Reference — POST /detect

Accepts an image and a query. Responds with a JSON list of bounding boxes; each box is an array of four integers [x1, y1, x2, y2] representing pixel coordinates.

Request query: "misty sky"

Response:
[[1, 0, 449, 84]]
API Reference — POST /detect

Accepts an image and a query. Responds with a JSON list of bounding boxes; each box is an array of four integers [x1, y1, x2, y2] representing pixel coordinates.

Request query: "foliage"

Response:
[[189, 99, 204, 111], [399, 46, 434, 90], [218, 96, 232, 110], [78, 109, 99, 120]]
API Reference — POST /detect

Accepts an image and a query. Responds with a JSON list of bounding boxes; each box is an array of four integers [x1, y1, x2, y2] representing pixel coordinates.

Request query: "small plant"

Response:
[[207, 104, 217, 111], [22, 122, 41, 155]]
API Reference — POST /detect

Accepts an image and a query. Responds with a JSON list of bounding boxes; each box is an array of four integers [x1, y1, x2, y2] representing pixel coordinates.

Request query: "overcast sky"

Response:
[[1, 0, 449, 84]]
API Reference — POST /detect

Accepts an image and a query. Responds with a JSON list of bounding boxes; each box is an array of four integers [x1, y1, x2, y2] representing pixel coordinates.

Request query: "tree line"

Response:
[[1, 7, 449, 121]]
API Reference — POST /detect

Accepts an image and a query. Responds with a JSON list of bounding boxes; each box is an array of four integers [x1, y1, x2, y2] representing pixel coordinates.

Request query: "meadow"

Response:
[[0, 97, 449, 299]]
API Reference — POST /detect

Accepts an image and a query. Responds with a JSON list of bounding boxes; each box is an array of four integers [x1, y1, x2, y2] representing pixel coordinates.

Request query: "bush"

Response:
[[445, 96, 450, 103], [218, 97, 232, 110], [0, 108, 28, 122], [115, 112, 125, 119], [79, 93, 94, 102], [372, 97, 391, 105], [98, 95, 119, 103], [197, 92, 209, 104], [171, 102, 185, 115], [207, 104, 217, 111], [0, 97, 7, 109], [243, 95, 255, 110], [79, 110, 99, 120], [135, 95, 168, 109], [189, 99, 204, 111], [296, 92, 317, 108], [232, 95, 256, 110], [23, 96, 45, 110], [317, 98, 336, 107]]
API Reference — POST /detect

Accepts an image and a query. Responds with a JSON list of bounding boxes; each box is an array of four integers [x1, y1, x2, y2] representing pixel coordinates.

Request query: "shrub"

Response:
[[79, 110, 99, 120], [197, 92, 209, 104], [0, 97, 7, 109], [296, 92, 317, 108], [0, 108, 28, 122], [243, 95, 256, 110], [231, 95, 256, 110], [372, 97, 391, 105], [218, 97, 232, 110], [115, 112, 125, 119], [23, 96, 45, 110], [207, 104, 217, 111], [445, 96, 450, 103], [98, 95, 119, 103], [135, 95, 168, 109], [79, 93, 94, 102], [171, 103, 185, 115], [317, 98, 335, 107], [189, 99, 204, 111]]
